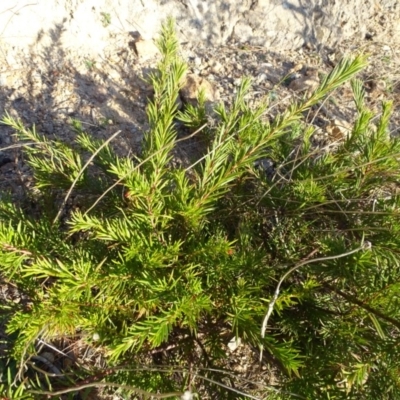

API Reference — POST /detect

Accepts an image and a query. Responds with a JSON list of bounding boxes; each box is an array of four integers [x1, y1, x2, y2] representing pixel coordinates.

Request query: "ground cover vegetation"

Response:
[[1, 18, 400, 399]]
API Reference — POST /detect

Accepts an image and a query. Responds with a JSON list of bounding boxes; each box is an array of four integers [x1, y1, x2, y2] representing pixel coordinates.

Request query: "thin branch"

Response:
[[53, 130, 121, 224], [27, 358, 67, 379], [0, 142, 37, 152], [198, 367, 307, 399], [30, 355, 64, 377], [0, 3, 38, 37], [324, 282, 400, 330], [260, 241, 371, 361], [0, 243, 32, 256], [196, 374, 261, 400], [29, 381, 184, 398], [36, 338, 74, 361], [84, 123, 208, 215]]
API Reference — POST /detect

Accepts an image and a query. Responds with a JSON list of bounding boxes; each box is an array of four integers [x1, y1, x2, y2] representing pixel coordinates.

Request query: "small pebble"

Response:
[[210, 61, 223, 73], [194, 56, 202, 66], [41, 352, 55, 363]]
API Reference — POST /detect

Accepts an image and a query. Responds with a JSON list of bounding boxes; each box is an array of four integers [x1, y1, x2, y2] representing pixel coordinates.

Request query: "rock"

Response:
[[180, 73, 219, 105], [235, 63, 243, 71], [233, 22, 253, 43], [194, 57, 202, 67], [181, 391, 194, 400], [365, 79, 386, 100], [256, 73, 267, 83], [133, 39, 160, 61], [0, 71, 22, 88], [254, 158, 275, 178], [289, 69, 320, 94], [326, 119, 352, 142], [227, 336, 242, 352], [40, 352, 55, 363], [210, 61, 223, 74]]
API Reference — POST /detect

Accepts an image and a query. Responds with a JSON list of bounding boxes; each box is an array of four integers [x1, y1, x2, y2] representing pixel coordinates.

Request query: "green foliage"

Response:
[[100, 12, 111, 27], [0, 365, 34, 399], [1, 17, 400, 399]]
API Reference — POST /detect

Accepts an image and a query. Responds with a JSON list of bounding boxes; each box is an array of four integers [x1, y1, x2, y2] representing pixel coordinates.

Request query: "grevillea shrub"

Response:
[[1, 18, 400, 400]]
